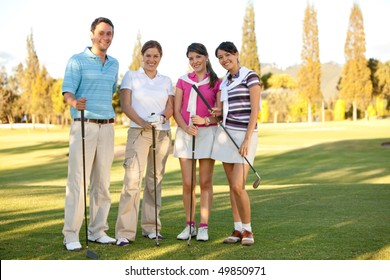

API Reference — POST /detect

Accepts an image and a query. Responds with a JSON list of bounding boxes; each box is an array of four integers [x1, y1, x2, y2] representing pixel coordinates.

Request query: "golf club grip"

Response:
[[192, 84, 243, 152], [81, 110, 85, 138], [152, 126, 156, 147], [192, 85, 259, 175], [192, 85, 213, 111]]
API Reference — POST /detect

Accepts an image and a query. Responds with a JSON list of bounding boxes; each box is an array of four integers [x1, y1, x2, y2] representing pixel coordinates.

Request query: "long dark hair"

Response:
[[186, 43, 218, 88]]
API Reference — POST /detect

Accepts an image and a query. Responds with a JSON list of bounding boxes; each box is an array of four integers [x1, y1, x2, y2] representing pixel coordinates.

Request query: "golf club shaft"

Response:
[[188, 133, 196, 246], [81, 110, 88, 247], [151, 118, 159, 246], [191, 85, 261, 181], [81, 110, 99, 259]]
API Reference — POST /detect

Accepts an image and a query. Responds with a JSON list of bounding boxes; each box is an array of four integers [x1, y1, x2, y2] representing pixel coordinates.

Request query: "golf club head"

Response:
[[86, 249, 99, 260], [253, 177, 261, 189]]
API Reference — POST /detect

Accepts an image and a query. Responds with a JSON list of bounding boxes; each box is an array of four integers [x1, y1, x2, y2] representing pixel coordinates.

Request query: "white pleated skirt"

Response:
[[211, 126, 258, 164], [173, 126, 218, 159]]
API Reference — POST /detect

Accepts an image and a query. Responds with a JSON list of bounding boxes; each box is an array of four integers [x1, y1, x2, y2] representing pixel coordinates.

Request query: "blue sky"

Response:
[[0, 0, 389, 81]]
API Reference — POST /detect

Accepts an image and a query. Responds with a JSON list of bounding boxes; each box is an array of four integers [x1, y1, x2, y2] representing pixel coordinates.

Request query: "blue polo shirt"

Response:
[[62, 47, 119, 119]]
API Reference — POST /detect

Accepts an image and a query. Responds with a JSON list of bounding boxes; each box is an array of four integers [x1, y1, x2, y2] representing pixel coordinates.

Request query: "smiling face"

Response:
[[216, 49, 239, 74], [187, 51, 207, 74], [142, 47, 161, 74], [90, 22, 114, 54]]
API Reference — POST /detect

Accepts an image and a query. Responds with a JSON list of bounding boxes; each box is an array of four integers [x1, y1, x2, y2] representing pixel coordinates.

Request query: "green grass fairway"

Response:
[[0, 119, 389, 260]]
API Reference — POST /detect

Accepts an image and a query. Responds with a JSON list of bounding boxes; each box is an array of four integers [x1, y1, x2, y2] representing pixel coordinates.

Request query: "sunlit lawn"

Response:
[[0, 119, 389, 260]]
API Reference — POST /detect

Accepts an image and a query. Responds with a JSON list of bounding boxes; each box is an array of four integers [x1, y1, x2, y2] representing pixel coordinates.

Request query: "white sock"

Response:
[[242, 223, 252, 232], [234, 222, 242, 232]]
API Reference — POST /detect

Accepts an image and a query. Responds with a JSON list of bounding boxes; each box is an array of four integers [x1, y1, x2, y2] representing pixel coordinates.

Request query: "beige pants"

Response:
[[63, 121, 114, 243], [115, 128, 171, 240]]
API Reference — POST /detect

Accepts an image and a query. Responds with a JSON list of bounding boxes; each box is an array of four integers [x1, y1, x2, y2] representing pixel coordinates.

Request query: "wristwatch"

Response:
[[205, 117, 210, 126]]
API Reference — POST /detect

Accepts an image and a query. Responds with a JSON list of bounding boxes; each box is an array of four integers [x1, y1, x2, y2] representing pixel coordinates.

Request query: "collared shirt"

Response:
[[227, 71, 240, 86], [120, 67, 174, 130], [225, 71, 260, 130], [62, 47, 119, 119], [176, 72, 221, 126]]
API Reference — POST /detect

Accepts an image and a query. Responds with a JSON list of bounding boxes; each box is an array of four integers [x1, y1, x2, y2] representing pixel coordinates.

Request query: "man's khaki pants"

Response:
[[115, 128, 171, 240], [63, 121, 114, 243]]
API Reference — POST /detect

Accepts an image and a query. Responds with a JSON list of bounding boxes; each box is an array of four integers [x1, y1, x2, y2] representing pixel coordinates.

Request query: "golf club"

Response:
[[188, 130, 196, 246], [151, 113, 159, 246], [191, 85, 261, 189], [80, 110, 99, 259]]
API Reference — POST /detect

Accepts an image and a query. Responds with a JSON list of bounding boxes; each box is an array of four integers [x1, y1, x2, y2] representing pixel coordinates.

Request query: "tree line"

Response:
[[1, 1, 389, 126]]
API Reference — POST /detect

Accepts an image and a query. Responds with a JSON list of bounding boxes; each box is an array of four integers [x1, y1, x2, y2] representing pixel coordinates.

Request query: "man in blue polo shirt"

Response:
[[62, 17, 119, 251]]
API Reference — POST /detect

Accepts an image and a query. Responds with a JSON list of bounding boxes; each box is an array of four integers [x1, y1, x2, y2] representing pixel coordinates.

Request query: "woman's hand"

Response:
[[140, 119, 153, 130], [210, 107, 222, 117], [185, 124, 198, 136], [190, 115, 206, 126], [239, 138, 250, 157]]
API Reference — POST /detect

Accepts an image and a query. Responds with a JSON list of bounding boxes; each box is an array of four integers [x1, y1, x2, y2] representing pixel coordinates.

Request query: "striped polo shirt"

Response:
[[225, 71, 260, 131], [62, 47, 119, 119]]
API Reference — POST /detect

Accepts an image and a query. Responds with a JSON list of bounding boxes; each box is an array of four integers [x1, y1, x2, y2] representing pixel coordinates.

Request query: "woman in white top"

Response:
[[115, 40, 174, 246]]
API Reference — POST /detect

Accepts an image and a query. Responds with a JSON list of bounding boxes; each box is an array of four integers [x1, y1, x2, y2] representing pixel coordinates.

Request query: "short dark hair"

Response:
[[90, 17, 114, 33], [215, 41, 238, 57], [141, 40, 163, 57]]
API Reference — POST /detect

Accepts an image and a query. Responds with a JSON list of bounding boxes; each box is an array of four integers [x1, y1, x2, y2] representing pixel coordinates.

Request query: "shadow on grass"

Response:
[[0, 141, 68, 155], [252, 137, 390, 185], [0, 138, 389, 260]]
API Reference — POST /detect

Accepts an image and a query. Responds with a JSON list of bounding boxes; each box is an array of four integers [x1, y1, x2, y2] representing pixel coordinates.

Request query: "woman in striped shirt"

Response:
[[211, 41, 261, 246]]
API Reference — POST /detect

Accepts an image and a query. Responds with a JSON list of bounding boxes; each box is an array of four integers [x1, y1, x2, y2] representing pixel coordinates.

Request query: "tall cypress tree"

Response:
[[113, 31, 143, 123], [129, 31, 142, 70], [298, 3, 321, 123], [32, 66, 52, 127], [340, 3, 372, 121], [240, 0, 261, 76], [20, 30, 40, 124]]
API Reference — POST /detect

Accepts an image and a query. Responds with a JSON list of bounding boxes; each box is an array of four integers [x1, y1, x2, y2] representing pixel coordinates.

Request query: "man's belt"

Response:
[[74, 118, 115, 124]]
